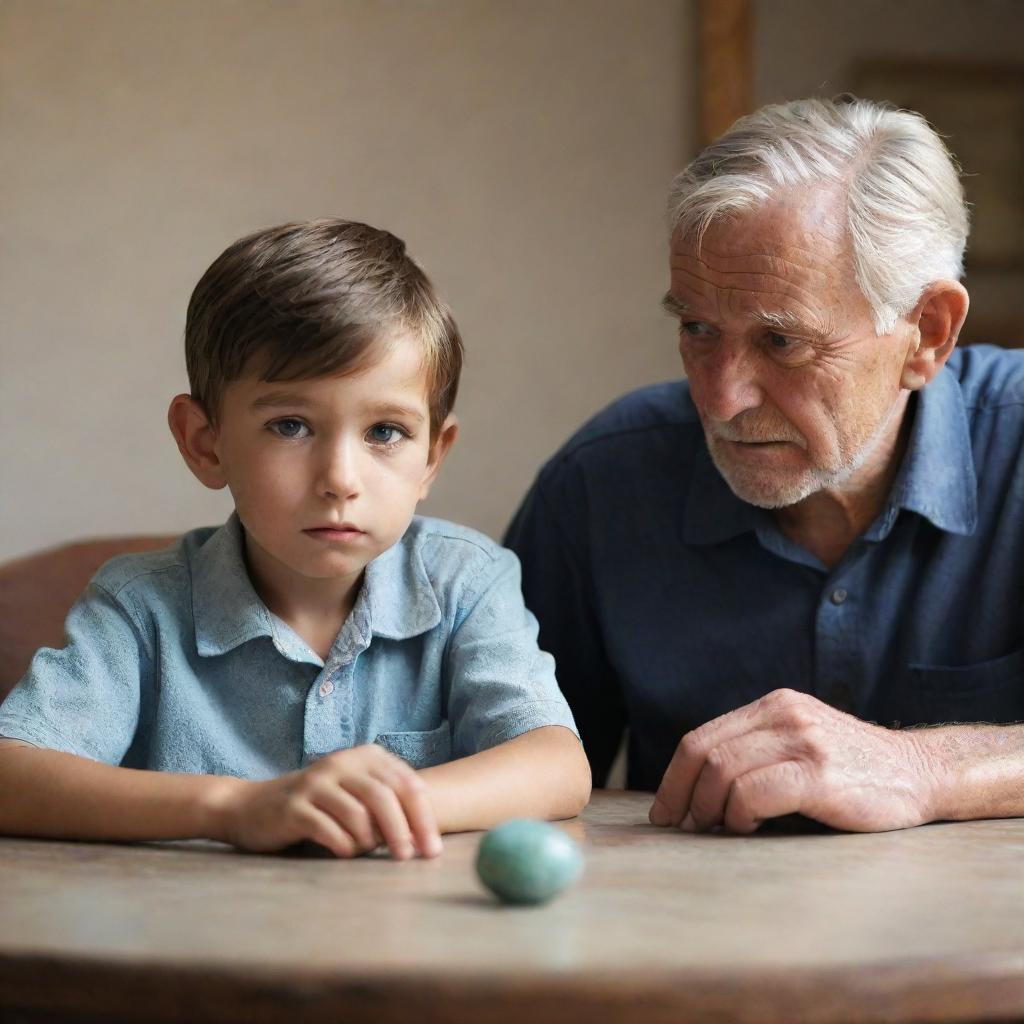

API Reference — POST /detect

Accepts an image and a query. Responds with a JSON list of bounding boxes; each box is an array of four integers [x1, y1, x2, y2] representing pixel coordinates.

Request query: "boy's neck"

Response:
[[242, 535, 362, 661], [279, 604, 356, 663]]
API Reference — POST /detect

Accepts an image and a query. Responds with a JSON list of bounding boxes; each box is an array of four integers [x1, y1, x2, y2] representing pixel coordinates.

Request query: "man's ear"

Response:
[[419, 415, 459, 500], [900, 280, 969, 391], [167, 394, 228, 490]]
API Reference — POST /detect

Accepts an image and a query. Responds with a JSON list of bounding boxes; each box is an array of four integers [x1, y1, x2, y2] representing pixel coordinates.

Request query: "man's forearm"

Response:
[[913, 723, 1024, 822], [418, 726, 592, 834], [0, 741, 243, 842]]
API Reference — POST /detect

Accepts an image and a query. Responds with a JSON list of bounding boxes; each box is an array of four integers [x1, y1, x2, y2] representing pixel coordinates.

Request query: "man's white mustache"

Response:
[[708, 420, 807, 448]]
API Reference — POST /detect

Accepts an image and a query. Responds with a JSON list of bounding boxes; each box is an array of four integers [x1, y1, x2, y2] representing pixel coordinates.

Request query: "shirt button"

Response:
[[830, 588, 848, 605], [319, 680, 335, 697]]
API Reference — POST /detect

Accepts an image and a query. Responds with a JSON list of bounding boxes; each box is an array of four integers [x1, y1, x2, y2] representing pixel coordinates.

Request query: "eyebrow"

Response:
[[661, 292, 835, 341], [248, 392, 426, 423], [249, 391, 312, 410], [365, 402, 426, 424], [751, 308, 835, 341], [661, 293, 693, 319]]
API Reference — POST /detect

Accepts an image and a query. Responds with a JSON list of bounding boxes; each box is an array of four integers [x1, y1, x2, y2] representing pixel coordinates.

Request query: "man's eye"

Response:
[[269, 418, 310, 439], [681, 321, 714, 337], [766, 333, 814, 364], [367, 423, 406, 446]]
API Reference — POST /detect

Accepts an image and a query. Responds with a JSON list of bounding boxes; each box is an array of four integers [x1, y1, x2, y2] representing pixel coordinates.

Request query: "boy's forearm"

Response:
[[0, 741, 245, 843], [418, 726, 591, 834]]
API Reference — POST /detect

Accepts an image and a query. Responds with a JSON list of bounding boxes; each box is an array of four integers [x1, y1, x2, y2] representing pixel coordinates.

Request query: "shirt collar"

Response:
[[192, 514, 441, 658], [360, 525, 442, 640], [192, 514, 276, 657], [682, 363, 978, 546], [883, 363, 977, 536]]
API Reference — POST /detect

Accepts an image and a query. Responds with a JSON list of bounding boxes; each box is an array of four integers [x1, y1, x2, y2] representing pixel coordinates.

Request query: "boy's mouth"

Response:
[[304, 524, 366, 542]]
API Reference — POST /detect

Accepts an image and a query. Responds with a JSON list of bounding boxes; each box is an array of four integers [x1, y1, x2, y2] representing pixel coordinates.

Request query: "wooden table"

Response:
[[3, 790, 1024, 1023]]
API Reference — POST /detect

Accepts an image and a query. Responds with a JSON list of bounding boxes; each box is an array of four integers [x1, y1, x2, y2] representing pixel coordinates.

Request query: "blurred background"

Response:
[[2, 0, 1022, 560]]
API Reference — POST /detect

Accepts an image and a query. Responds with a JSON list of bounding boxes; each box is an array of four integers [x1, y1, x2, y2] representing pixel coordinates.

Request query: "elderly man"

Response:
[[506, 96, 1024, 834]]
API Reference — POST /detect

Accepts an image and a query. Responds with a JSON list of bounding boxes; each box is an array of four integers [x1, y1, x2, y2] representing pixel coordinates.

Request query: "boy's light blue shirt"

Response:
[[0, 514, 578, 777]]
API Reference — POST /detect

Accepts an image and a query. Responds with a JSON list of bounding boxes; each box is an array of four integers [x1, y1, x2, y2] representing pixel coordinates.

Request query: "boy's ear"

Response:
[[900, 280, 969, 391], [419, 415, 459, 500], [167, 394, 228, 490]]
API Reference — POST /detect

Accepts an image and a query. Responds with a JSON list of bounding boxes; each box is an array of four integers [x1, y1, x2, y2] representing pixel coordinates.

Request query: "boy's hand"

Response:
[[210, 744, 442, 860]]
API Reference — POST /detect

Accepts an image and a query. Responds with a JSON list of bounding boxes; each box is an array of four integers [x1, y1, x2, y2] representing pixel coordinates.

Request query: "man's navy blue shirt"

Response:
[[505, 345, 1024, 791]]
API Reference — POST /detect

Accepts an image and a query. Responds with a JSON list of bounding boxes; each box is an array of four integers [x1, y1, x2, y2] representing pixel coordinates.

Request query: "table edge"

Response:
[[4, 948, 1024, 1024]]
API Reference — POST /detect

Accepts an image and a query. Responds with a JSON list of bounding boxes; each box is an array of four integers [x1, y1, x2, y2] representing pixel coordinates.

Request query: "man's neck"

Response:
[[774, 394, 912, 569]]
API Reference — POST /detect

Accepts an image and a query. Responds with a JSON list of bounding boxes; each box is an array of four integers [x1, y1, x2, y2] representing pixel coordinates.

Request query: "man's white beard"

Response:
[[707, 437, 863, 508], [705, 401, 903, 510]]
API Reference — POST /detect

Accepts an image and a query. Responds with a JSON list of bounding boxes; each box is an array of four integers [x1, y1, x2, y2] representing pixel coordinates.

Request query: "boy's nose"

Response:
[[316, 441, 361, 500]]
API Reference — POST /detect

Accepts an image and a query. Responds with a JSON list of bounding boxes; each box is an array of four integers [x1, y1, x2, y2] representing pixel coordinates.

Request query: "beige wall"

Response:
[[0, 0, 693, 560]]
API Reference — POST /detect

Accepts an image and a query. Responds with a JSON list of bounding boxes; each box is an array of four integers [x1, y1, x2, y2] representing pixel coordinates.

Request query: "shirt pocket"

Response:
[[905, 647, 1024, 726], [373, 721, 452, 769]]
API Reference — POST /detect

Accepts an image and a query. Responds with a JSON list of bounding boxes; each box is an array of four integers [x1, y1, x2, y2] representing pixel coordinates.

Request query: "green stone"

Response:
[[475, 819, 584, 905]]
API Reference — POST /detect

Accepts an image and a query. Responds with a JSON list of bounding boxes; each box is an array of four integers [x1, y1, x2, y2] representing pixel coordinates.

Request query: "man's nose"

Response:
[[316, 438, 362, 500], [692, 340, 764, 423]]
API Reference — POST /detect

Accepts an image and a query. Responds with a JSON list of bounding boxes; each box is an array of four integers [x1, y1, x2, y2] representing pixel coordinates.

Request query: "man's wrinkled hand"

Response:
[[648, 689, 940, 834]]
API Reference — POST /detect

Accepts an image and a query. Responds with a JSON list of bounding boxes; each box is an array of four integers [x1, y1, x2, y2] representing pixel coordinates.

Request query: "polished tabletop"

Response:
[[3, 790, 1024, 1023]]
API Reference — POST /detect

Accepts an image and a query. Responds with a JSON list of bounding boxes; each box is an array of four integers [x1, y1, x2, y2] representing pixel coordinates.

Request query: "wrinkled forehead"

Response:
[[669, 190, 869, 325]]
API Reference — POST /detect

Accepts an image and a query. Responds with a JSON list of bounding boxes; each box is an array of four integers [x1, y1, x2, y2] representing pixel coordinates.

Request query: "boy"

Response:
[[0, 219, 590, 859]]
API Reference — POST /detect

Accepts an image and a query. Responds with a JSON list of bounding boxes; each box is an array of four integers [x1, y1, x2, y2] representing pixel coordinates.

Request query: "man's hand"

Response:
[[648, 689, 941, 834], [210, 744, 443, 859]]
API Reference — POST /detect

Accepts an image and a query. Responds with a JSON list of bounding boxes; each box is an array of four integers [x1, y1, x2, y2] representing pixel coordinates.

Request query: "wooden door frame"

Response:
[[697, 0, 753, 145]]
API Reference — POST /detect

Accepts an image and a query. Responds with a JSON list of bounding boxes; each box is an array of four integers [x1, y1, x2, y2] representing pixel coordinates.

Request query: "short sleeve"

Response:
[[0, 581, 150, 763], [504, 464, 627, 785], [444, 547, 579, 758]]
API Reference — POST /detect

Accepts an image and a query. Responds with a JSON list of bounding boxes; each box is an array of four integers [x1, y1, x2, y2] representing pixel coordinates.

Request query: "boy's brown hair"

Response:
[[185, 219, 463, 437]]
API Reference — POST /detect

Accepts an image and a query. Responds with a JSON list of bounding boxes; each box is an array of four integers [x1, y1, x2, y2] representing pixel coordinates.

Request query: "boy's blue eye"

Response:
[[270, 418, 310, 439], [367, 424, 405, 445]]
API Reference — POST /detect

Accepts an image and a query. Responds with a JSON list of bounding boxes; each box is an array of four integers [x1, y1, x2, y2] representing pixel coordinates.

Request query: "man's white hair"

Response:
[[667, 97, 970, 335]]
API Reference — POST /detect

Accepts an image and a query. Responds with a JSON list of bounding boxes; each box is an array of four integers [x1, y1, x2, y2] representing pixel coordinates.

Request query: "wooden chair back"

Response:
[[0, 536, 176, 701]]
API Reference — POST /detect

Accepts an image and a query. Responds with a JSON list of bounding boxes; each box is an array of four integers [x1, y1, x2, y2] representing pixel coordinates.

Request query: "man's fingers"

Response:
[[723, 760, 807, 834], [650, 706, 763, 826], [651, 727, 725, 827], [686, 729, 792, 830], [649, 690, 815, 827]]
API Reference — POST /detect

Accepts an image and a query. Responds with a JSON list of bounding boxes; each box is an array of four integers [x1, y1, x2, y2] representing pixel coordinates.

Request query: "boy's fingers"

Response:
[[300, 807, 359, 859], [348, 777, 416, 860], [369, 759, 442, 858], [391, 772, 442, 858], [309, 786, 378, 851]]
